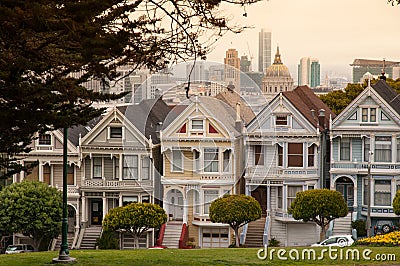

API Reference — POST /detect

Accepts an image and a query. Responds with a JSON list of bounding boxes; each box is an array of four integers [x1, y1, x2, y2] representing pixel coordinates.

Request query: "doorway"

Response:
[[90, 199, 103, 225], [336, 176, 354, 211]]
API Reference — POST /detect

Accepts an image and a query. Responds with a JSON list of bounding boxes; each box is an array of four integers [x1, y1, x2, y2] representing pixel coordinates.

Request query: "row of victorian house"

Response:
[[12, 79, 400, 249]]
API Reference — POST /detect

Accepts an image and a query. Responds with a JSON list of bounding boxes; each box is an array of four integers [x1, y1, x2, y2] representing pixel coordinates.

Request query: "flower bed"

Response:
[[356, 231, 400, 246]]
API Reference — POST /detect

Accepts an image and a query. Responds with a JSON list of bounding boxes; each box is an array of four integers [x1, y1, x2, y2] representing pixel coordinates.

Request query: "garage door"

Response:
[[287, 223, 317, 247], [202, 228, 229, 248]]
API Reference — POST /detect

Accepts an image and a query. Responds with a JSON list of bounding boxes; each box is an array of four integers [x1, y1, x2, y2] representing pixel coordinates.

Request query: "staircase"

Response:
[[332, 213, 352, 235], [161, 221, 182, 248], [79, 226, 102, 249], [245, 216, 266, 247], [52, 234, 75, 251]]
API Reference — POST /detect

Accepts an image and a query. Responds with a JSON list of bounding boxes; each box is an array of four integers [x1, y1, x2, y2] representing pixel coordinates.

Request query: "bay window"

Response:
[[123, 155, 138, 179], [340, 138, 350, 161], [254, 145, 264, 166], [374, 180, 391, 206], [288, 143, 303, 167], [287, 186, 302, 209], [375, 136, 391, 162], [204, 148, 218, 172]]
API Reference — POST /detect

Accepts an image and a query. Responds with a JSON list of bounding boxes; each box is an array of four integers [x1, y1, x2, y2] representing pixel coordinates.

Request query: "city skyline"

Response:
[[206, 0, 400, 78]]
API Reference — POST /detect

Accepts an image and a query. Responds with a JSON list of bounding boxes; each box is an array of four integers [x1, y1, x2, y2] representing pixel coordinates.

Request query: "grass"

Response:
[[0, 246, 399, 266]]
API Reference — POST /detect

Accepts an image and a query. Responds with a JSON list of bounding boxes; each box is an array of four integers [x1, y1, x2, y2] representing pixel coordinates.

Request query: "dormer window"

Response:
[[276, 115, 288, 126], [191, 119, 204, 131], [38, 134, 51, 146], [110, 127, 123, 138]]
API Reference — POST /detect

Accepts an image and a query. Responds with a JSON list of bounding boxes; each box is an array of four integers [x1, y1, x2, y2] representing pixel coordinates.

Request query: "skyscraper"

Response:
[[258, 29, 272, 73], [224, 48, 241, 92], [298, 57, 320, 88]]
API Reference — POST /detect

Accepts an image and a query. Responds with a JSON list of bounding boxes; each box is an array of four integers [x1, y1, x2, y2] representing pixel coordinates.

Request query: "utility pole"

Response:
[[366, 150, 373, 238]]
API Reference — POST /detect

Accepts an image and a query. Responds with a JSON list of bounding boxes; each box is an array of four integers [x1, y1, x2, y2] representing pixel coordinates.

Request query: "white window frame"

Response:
[[374, 136, 392, 163], [360, 107, 377, 123], [109, 126, 123, 139], [171, 150, 183, 173], [142, 156, 151, 180], [92, 157, 103, 179], [339, 138, 351, 161], [203, 189, 219, 215], [190, 119, 204, 132], [275, 115, 288, 127], [38, 133, 52, 146], [203, 148, 219, 173], [123, 155, 139, 180]]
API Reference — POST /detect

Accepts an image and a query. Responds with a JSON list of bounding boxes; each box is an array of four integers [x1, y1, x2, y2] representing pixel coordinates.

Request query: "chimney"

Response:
[[318, 109, 326, 129], [235, 102, 243, 132], [311, 109, 315, 119]]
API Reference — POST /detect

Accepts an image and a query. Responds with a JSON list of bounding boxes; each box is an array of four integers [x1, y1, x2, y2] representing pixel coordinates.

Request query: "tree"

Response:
[[209, 194, 261, 247], [0, 0, 261, 178], [319, 83, 364, 115], [0, 180, 62, 251], [103, 203, 167, 249], [392, 190, 400, 215], [288, 189, 348, 242], [388, 0, 400, 5]]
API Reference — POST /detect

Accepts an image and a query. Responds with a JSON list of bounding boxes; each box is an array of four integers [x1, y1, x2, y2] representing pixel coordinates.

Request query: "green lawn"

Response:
[[0, 247, 399, 266]]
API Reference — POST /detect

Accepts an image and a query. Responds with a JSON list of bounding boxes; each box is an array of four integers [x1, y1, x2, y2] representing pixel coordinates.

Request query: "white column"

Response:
[[76, 198, 80, 229], [119, 155, 123, 181], [267, 185, 271, 213], [353, 185, 358, 208], [183, 198, 188, 224], [102, 195, 107, 220], [38, 162, 43, 182], [81, 194, 86, 222], [119, 193, 123, 207]]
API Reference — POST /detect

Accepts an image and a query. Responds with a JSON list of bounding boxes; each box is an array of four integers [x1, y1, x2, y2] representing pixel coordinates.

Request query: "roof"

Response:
[[283, 86, 336, 130], [214, 91, 256, 125], [350, 59, 400, 67], [372, 80, 400, 116], [163, 96, 243, 137], [67, 116, 103, 146], [117, 99, 171, 144]]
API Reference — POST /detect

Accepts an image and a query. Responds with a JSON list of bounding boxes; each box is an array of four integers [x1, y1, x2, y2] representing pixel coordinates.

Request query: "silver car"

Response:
[[5, 244, 34, 254]]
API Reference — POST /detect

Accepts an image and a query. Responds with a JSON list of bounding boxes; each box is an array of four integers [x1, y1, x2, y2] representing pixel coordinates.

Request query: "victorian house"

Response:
[[243, 85, 335, 247], [159, 96, 250, 248], [330, 80, 400, 232]]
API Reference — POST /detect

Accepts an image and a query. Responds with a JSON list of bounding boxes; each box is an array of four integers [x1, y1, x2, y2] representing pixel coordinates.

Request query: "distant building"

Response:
[[240, 55, 251, 73], [186, 62, 208, 82], [350, 59, 400, 83], [298, 57, 320, 88], [262, 46, 294, 101], [258, 29, 272, 73], [224, 48, 241, 92]]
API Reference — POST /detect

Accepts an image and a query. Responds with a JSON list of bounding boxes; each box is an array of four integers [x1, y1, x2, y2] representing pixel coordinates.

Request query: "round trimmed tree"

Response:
[[0, 180, 62, 251], [103, 203, 167, 249], [288, 189, 348, 241], [209, 194, 262, 247]]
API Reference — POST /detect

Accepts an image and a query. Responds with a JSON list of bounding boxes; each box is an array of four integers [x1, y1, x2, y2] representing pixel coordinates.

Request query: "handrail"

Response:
[[178, 223, 189, 249], [156, 223, 166, 246], [262, 216, 271, 246], [76, 228, 85, 249], [240, 223, 248, 245], [71, 228, 80, 250]]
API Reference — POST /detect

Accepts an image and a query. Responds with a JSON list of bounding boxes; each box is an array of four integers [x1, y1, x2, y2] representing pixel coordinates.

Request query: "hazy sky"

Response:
[[206, 0, 400, 78]]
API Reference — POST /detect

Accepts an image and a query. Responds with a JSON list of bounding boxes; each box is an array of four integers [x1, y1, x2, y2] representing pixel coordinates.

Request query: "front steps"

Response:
[[79, 226, 102, 249], [245, 217, 266, 247], [161, 221, 182, 248], [332, 213, 352, 235]]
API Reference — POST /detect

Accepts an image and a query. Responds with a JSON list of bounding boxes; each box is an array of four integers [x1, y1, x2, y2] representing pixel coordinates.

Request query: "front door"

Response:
[[336, 183, 354, 211], [251, 186, 267, 214], [167, 189, 183, 221], [91, 199, 103, 225]]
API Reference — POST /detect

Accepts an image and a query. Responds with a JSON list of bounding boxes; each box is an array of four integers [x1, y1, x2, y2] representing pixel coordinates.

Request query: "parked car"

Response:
[[311, 235, 355, 247], [374, 220, 398, 235], [5, 244, 34, 254]]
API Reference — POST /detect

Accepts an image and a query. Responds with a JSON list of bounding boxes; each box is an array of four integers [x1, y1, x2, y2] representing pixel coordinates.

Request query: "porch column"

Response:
[[75, 198, 80, 230], [119, 193, 123, 207], [267, 185, 271, 213], [353, 185, 357, 211], [183, 198, 188, 224], [102, 194, 107, 220], [81, 194, 86, 222]]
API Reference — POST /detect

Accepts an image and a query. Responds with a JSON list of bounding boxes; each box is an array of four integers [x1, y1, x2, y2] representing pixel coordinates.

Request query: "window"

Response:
[[374, 180, 391, 206], [114, 157, 119, 179], [276, 115, 287, 126], [223, 150, 230, 172], [172, 150, 183, 172], [142, 195, 150, 203], [38, 134, 51, 145], [204, 148, 218, 172], [123, 155, 138, 180], [254, 145, 264, 166], [110, 127, 122, 138], [308, 145, 315, 167], [287, 186, 302, 209], [67, 164, 74, 185], [194, 150, 200, 172], [142, 157, 150, 180], [375, 136, 391, 162], [397, 139, 400, 162], [361, 108, 377, 122], [204, 190, 219, 214], [93, 157, 102, 178], [288, 143, 303, 167], [191, 119, 203, 131], [194, 191, 200, 214], [43, 164, 51, 185], [123, 196, 138, 206], [277, 186, 283, 209], [364, 137, 370, 162], [363, 178, 369, 205], [278, 145, 283, 166], [308, 185, 314, 190], [340, 138, 350, 161]]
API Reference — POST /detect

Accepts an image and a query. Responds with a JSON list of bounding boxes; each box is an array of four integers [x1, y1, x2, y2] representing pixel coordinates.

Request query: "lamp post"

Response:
[[366, 150, 373, 238], [53, 127, 76, 263]]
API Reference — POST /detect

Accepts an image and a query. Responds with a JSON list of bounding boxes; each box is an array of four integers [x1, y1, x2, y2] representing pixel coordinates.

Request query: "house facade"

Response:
[[330, 80, 400, 231], [160, 96, 246, 248], [244, 86, 335, 246]]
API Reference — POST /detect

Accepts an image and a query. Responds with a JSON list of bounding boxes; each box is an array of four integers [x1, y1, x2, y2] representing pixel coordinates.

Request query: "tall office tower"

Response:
[[258, 29, 272, 73], [298, 57, 320, 88], [224, 48, 241, 92], [186, 62, 207, 82]]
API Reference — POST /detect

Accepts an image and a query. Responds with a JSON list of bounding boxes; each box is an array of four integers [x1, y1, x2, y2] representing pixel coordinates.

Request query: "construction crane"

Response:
[[247, 42, 254, 72]]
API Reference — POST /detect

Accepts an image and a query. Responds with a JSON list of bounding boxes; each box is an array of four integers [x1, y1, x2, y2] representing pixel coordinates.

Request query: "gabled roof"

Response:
[[283, 86, 336, 130], [67, 116, 103, 146], [372, 80, 400, 116], [215, 91, 256, 125], [117, 99, 171, 144]]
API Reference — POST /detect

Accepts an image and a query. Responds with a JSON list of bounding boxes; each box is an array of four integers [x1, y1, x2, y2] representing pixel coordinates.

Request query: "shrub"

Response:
[[352, 219, 367, 237], [96, 230, 119, 250], [356, 231, 400, 246], [268, 237, 280, 247]]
